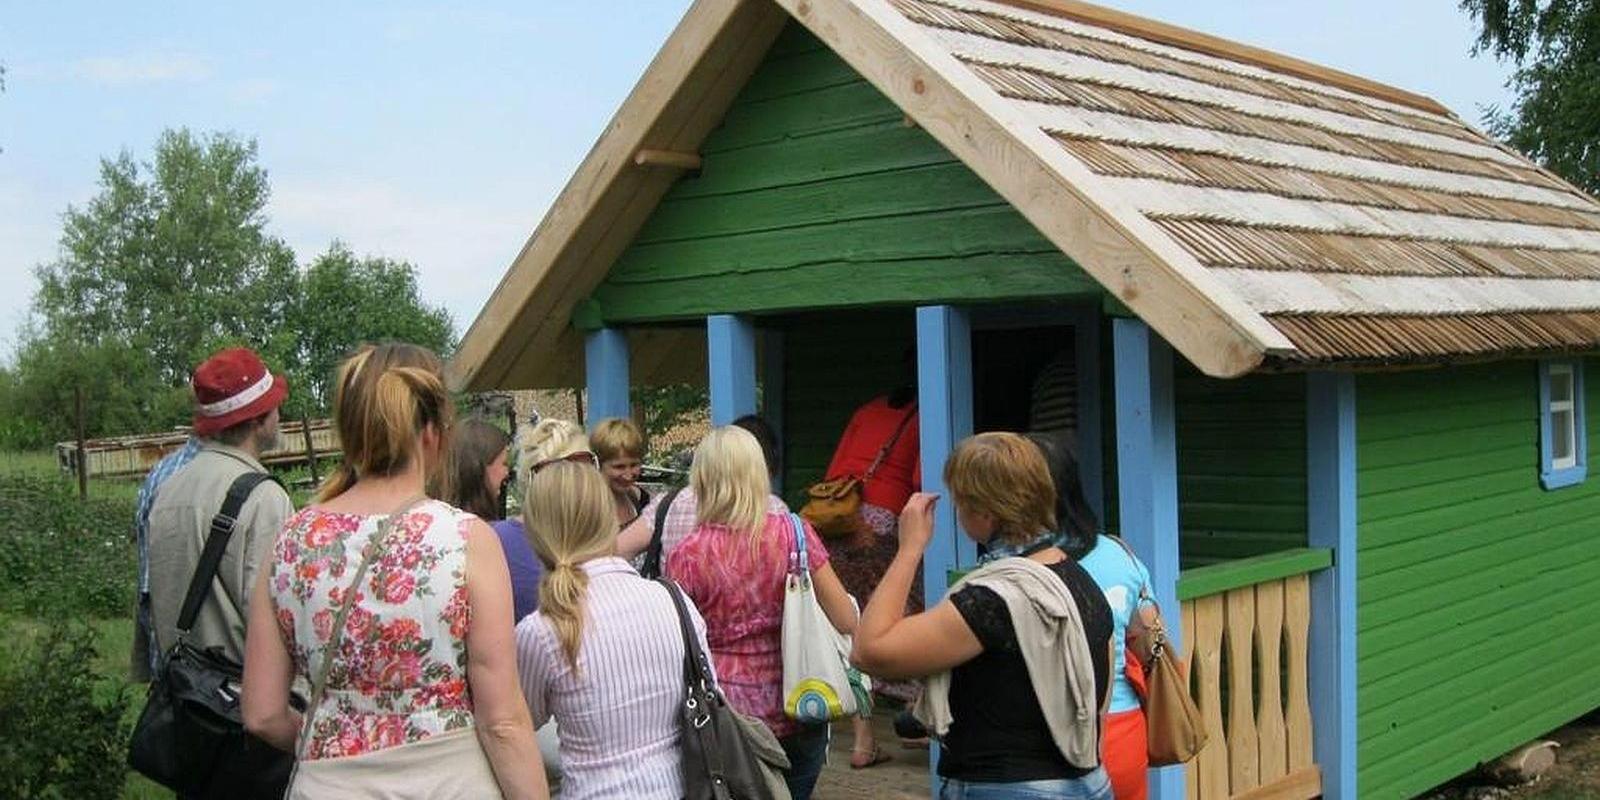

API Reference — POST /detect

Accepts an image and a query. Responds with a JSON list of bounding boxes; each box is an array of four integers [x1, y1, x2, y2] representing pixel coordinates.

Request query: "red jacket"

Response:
[[825, 396, 921, 513]]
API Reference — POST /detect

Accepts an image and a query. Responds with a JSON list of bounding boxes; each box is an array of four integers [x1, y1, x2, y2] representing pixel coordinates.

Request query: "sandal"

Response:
[[850, 745, 893, 769]]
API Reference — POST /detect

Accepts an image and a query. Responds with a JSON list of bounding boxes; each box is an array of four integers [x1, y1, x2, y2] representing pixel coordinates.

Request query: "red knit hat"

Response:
[[191, 348, 289, 437]]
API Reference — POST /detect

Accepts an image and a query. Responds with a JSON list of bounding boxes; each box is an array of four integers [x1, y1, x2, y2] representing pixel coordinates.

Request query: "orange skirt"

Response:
[[1104, 708, 1149, 800]]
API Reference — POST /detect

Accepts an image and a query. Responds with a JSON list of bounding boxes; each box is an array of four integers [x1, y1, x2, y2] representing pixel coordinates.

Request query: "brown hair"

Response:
[[944, 432, 1057, 545], [524, 460, 617, 670], [439, 417, 510, 520], [590, 417, 645, 463], [316, 343, 455, 502]]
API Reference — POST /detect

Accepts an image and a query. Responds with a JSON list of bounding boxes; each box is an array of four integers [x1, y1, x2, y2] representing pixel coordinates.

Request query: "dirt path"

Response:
[[1426, 713, 1600, 799]]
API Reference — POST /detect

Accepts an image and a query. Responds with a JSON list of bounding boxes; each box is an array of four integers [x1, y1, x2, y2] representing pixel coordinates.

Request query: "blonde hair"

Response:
[[524, 461, 617, 670], [590, 417, 645, 463], [514, 418, 589, 494], [317, 343, 453, 502], [691, 426, 771, 542], [944, 432, 1057, 545]]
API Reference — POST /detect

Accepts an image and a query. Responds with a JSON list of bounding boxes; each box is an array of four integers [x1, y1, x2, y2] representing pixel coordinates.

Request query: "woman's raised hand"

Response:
[[897, 492, 940, 554]]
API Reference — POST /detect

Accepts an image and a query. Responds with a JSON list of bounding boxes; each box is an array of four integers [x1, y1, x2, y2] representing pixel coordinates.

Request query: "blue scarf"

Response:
[[976, 529, 1071, 565]]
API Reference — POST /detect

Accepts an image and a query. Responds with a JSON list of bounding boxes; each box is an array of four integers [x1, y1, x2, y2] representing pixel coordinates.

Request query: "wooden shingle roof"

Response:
[[450, 0, 1600, 390], [880, 0, 1600, 365]]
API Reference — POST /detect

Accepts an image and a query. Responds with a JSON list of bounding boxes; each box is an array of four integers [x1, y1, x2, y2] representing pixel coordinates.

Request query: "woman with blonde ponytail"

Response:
[[242, 343, 548, 800], [513, 460, 713, 800], [664, 426, 860, 800]]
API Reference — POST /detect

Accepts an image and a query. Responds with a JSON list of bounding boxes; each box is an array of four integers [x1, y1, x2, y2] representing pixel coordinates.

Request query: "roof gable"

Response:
[[451, 0, 1600, 390]]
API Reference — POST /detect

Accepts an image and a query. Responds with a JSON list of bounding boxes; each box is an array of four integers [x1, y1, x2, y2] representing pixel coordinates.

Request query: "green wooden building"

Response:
[[450, 0, 1600, 797]]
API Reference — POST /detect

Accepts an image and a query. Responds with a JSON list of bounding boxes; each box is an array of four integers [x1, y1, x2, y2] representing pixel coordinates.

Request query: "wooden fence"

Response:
[[56, 419, 341, 479], [1176, 549, 1332, 800]]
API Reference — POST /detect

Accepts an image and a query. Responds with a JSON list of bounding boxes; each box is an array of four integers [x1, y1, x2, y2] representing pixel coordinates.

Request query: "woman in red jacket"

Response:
[[824, 385, 923, 764]]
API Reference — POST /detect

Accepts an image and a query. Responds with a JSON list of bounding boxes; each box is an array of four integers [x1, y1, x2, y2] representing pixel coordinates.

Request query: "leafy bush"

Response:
[[0, 474, 136, 617], [0, 623, 131, 799]]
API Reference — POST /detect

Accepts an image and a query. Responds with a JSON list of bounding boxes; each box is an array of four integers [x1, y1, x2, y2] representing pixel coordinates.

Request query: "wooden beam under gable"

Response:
[[777, 0, 1295, 377], [448, 0, 787, 391]]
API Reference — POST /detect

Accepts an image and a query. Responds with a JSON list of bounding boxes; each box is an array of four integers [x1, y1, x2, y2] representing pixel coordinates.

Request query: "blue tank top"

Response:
[[1077, 535, 1155, 713]]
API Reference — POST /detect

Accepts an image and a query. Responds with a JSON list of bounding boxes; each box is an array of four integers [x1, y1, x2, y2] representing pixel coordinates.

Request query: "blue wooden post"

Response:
[[761, 330, 786, 494], [1072, 306, 1105, 521], [917, 305, 975, 602], [1307, 372, 1357, 799], [584, 328, 630, 426], [708, 314, 757, 426], [1112, 318, 1184, 800]]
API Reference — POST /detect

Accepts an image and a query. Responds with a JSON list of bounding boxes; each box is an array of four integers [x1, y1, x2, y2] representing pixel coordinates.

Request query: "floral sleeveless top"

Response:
[[269, 499, 476, 760]]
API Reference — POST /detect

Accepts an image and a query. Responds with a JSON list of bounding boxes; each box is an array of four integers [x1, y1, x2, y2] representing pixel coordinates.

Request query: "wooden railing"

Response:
[[1175, 548, 1332, 800]]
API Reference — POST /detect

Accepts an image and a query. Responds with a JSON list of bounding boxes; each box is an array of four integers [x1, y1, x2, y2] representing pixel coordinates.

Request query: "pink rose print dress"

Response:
[[269, 499, 478, 760]]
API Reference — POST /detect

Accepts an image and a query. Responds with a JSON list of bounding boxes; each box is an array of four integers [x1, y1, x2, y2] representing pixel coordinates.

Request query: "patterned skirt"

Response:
[[830, 503, 924, 704]]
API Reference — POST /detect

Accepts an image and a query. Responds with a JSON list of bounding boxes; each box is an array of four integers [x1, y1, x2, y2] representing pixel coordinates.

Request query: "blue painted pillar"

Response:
[[1112, 318, 1184, 800], [915, 305, 975, 604], [1072, 306, 1105, 521], [584, 328, 630, 426], [708, 314, 758, 426], [1307, 372, 1358, 799], [761, 330, 786, 494]]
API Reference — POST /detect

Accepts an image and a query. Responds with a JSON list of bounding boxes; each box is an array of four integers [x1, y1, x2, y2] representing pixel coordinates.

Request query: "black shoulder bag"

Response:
[[128, 471, 295, 799], [639, 486, 684, 580], [658, 579, 790, 800]]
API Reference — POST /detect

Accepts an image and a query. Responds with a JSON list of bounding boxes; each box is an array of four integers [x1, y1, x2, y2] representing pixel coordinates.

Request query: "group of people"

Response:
[[135, 341, 1165, 800]]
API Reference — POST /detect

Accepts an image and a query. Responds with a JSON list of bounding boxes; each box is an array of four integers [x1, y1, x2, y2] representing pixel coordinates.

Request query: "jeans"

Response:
[[778, 723, 830, 800], [939, 767, 1114, 800]]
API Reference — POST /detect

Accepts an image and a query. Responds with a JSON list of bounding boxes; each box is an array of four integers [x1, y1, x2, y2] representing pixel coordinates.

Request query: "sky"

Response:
[[0, 1, 1518, 358]]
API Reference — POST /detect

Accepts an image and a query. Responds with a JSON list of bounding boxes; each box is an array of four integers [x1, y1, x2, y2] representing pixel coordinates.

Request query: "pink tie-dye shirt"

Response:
[[664, 511, 830, 739]]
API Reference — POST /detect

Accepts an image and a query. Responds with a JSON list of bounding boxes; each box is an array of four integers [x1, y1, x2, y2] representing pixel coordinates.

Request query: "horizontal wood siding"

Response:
[[778, 311, 917, 508], [591, 24, 1100, 324], [1356, 358, 1600, 799], [1176, 367, 1308, 567]]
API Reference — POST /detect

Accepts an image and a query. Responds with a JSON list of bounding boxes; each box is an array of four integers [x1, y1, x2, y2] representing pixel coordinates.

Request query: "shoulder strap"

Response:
[[641, 487, 683, 580], [864, 403, 918, 481], [294, 495, 427, 760], [788, 512, 810, 577], [174, 472, 282, 638], [657, 578, 716, 696], [1106, 534, 1158, 609]]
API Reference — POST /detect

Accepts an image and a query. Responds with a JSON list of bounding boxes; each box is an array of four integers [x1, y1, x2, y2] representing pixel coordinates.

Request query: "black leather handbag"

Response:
[[128, 472, 294, 799], [658, 579, 790, 800]]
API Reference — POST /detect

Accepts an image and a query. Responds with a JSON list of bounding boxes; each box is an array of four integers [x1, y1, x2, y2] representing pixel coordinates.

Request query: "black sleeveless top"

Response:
[[942, 557, 1113, 782]]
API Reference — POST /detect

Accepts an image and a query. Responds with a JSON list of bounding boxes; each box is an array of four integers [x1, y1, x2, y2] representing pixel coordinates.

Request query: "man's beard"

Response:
[[255, 426, 281, 454]]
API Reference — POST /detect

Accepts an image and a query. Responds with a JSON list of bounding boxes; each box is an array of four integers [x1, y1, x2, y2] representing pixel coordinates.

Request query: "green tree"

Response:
[[1463, 0, 1600, 192], [286, 243, 456, 413], [32, 129, 299, 382]]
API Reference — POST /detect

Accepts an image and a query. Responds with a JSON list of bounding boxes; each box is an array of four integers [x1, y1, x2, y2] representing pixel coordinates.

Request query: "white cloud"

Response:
[[268, 176, 539, 335], [74, 53, 211, 86]]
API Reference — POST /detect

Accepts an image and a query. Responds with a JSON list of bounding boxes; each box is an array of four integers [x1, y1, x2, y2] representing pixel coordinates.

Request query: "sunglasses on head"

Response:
[[531, 450, 600, 474]]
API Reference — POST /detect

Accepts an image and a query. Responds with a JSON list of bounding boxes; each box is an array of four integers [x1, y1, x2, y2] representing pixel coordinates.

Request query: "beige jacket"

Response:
[[914, 556, 1102, 769], [143, 443, 294, 676]]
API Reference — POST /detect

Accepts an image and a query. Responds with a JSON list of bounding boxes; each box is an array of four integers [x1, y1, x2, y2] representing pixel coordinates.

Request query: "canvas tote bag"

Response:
[[779, 513, 858, 723]]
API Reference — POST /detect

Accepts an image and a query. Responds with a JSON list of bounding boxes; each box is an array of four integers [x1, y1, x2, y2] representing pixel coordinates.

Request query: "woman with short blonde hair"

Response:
[[514, 460, 712, 799], [853, 432, 1115, 800], [665, 426, 860, 800]]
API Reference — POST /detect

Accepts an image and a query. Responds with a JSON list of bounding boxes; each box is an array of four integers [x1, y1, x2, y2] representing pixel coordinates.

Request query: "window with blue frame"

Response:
[[1539, 359, 1587, 489]]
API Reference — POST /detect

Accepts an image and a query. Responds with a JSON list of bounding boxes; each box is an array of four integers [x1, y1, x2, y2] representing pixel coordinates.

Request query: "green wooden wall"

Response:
[[1174, 367, 1307, 567], [1356, 359, 1600, 799], [588, 24, 1100, 324], [777, 311, 916, 508]]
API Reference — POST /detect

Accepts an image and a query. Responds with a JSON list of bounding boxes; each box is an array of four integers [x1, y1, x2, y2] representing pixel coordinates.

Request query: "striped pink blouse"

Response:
[[514, 557, 710, 800]]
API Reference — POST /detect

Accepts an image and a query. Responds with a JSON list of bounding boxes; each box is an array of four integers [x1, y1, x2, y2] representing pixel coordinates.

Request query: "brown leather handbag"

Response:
[[1108, 536, 1207, 766], [801, 404, 917, 539], [1142, 616, 1208, 766]]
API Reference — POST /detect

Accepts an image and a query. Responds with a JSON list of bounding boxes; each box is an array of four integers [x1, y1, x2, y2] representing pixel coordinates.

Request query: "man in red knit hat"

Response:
[[142, 347, 296, 796]]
